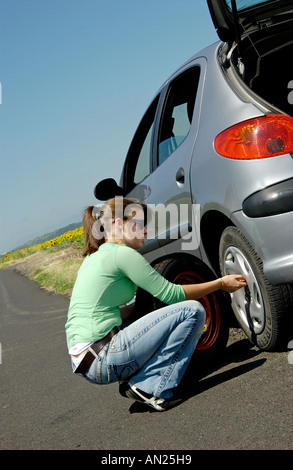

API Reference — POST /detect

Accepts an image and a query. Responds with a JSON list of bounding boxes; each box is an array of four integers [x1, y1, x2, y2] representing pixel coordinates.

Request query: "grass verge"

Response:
[[0, 243, 84, 297]]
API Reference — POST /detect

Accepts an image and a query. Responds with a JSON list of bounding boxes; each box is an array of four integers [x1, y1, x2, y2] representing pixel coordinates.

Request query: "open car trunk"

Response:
[[207, 0, 293, 116], [231, 20, 293, 117]]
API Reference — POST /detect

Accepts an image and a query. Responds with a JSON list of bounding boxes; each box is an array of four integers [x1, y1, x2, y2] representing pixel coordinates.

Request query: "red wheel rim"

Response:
[[173, 270, 221, 351]]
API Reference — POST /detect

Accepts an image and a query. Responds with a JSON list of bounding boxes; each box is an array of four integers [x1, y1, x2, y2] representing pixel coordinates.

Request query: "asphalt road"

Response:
[[0, 269, 292, 453]]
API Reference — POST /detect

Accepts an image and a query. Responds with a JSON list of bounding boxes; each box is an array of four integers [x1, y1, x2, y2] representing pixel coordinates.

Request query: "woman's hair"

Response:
[[82, 197, 148, 256], [82, 206, 100, 256]]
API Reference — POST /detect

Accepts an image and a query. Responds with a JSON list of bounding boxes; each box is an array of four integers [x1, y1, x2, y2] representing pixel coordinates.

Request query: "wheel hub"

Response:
[[223, 246, 265, 334]]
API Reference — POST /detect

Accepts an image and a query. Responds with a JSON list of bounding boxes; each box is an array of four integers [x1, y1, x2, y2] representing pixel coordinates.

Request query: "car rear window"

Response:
[[225, 0, 272, 12]]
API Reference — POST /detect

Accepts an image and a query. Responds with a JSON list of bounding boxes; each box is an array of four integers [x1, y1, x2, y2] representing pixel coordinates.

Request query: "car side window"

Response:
[[157, 67, 200, 166], [133, 120, 153, 186], [123, 96, 159, 192]]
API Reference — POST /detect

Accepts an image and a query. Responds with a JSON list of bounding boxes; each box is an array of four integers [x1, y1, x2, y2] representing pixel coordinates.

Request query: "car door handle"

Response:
[[176, 167, 185, 185]]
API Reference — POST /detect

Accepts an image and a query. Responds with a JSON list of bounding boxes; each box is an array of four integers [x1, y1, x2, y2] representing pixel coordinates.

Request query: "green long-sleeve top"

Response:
[[65, 242, 186, 350]]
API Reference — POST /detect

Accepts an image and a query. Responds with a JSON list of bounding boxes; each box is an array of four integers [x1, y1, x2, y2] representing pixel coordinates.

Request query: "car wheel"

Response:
[[219, 226, 293, 351], [136, 257, 230, 364]]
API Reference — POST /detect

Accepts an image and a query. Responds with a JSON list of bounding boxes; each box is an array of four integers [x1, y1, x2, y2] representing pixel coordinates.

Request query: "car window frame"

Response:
[[121, 94, 161, 193], [152, 65, 201, 171]]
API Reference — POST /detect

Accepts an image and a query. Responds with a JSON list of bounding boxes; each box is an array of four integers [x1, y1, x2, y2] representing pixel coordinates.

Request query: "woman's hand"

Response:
[[182, 274, 247, 300], [220, 274, 247, 293]]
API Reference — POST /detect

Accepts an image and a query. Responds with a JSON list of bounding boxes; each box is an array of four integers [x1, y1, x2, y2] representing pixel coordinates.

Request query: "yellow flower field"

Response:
[[2, 226, 84, 263]]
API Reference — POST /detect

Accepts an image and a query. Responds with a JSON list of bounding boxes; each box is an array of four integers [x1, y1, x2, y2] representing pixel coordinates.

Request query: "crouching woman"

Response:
[[65, 197, 246, 411]]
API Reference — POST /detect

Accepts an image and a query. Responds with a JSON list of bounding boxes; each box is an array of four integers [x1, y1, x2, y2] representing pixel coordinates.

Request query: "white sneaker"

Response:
[[125, 384, 182, 411]]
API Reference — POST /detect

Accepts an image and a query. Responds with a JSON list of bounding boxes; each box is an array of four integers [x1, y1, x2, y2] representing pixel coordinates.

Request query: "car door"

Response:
[[120, 94, 164, 252], [146, 60, 206, 253]]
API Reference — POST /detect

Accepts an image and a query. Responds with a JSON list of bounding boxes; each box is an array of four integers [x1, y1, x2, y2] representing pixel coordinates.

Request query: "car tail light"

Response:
[[214, 114, 293, 160]]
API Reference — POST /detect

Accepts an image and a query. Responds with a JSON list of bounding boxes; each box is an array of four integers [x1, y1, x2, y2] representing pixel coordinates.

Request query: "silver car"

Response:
[[95, 0, 293, 359]]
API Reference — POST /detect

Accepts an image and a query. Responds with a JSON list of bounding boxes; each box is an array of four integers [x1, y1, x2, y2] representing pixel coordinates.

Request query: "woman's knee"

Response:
[[182, 300, 206, 325]]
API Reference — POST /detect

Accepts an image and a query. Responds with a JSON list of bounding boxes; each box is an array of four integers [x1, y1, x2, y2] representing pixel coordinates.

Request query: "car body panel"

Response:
[[231, 209, 293, 285]]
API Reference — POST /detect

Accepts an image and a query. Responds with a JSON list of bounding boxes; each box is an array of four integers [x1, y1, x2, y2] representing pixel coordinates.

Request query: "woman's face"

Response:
[[121, 206, 147, 250]]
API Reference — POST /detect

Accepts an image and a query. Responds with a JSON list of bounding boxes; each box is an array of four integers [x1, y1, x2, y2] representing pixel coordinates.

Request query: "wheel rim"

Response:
[[222, 246, 265, 334], [173, 270, 221, 351]]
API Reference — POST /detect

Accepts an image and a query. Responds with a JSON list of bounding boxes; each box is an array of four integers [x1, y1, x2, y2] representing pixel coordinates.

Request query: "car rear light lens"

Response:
[[214, 114, 293, 160]]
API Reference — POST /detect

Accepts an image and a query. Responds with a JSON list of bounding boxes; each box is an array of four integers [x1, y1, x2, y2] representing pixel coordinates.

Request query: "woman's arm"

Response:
[[115, 245, 246, 305], [182, 274, 247, 300]]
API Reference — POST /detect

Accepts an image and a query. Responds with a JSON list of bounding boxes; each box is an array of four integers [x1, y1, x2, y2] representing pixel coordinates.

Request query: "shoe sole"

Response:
[[125, 385, 181, 411]]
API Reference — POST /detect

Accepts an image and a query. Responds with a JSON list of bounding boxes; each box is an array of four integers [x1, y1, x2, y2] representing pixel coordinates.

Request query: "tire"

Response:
[[219, 226, 293, 351], [136, 257, 230, 364]]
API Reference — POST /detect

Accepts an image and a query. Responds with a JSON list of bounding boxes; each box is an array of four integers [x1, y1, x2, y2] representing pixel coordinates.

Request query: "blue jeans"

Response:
[[81, 300, 205, 399]]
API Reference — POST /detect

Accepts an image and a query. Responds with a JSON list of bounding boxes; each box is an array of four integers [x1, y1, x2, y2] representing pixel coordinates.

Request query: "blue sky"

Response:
[[0, 0, 218, 254]]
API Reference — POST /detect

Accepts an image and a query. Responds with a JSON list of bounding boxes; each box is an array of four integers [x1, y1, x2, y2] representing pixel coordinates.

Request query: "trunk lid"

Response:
[[207, 0, 293, 44]]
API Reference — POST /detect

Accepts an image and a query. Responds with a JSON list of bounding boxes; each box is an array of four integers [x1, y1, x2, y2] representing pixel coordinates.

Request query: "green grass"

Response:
[[1, 243, 84, 297], [30, 258, 83, 296]]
